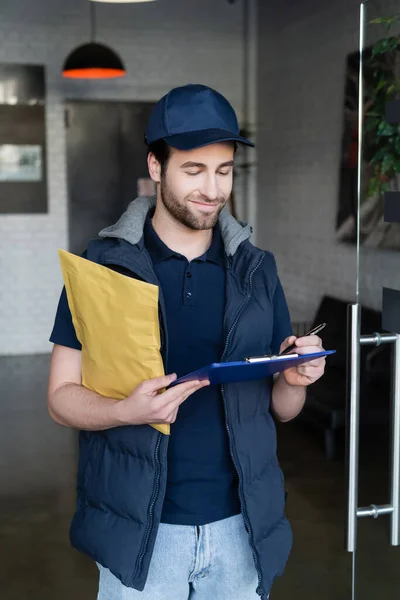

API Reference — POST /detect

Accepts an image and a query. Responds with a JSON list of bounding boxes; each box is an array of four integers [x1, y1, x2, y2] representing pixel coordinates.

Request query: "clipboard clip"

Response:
[[244, 353, 299, 363]]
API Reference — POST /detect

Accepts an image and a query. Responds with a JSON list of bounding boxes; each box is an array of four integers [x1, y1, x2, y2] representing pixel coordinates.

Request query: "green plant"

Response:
[[365, 14, 400, 197]]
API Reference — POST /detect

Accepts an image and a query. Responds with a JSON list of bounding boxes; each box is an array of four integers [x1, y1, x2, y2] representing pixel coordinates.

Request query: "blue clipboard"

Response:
[[171, 350, 335, 386]]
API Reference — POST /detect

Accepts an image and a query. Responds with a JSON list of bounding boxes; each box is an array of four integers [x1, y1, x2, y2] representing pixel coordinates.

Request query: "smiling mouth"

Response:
[[190, 200, 219, 210]]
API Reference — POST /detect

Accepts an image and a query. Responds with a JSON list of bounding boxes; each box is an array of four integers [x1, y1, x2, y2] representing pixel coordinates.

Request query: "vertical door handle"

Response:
[[390, 335, 400, 545], [347, 303, 361, 552]]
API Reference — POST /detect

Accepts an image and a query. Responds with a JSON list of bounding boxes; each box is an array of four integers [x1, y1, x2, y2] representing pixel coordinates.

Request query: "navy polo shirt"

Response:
[[143, 217, 240, 525]]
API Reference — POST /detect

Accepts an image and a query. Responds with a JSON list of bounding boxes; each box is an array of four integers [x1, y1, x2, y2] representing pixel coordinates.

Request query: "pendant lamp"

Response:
[[89, 1, 156, 3], [90, 1, 156, 3], [62, 4, 126, 79]]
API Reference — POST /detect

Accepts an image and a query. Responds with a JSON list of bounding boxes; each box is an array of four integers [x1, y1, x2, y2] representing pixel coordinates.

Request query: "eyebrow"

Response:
[[180, 160, 235, 169]]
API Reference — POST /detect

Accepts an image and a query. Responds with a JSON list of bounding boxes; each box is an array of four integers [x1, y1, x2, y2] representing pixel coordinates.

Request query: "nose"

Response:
[[201, 173, 219, 201]]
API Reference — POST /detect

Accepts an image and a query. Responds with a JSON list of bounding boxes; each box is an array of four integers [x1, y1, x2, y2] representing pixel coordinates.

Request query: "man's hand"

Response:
[[48, 346, 209, 431], [115, 374, 210, 426], [279, 334, 326, 387], [271, 335, 326, 422]]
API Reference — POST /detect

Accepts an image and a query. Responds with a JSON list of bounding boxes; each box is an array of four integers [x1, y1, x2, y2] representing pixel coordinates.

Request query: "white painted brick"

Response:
[[257, 0, 400, 323], [0, 0, 245, 355]]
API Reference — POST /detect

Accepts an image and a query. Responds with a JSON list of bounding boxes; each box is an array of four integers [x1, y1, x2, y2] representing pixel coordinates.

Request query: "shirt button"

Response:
[[186, 272, 192, 278], [186, 292, 192, 298]]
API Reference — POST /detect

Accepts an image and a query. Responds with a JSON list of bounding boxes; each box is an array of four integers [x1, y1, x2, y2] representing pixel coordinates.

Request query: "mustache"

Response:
[[187, 193, 227, 205]]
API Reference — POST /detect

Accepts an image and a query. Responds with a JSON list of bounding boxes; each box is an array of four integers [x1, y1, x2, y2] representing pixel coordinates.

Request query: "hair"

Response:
[[147, 139, 238, 176], [147, 139, 171, 176]]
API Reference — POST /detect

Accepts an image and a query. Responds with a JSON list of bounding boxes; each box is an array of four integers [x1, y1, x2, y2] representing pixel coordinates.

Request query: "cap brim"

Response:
[[163, 128, 255, 150]]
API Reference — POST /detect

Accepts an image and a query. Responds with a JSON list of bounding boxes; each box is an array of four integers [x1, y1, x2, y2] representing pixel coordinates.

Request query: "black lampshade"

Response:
[[62, 42, 126, 79]]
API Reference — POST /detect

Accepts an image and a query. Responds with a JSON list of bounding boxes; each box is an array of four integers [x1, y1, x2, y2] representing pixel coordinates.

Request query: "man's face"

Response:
[[151, 143, 235, 231]]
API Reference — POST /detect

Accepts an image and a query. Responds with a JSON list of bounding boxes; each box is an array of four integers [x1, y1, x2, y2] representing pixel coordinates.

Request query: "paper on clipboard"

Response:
[[58, 250, 169, 436]]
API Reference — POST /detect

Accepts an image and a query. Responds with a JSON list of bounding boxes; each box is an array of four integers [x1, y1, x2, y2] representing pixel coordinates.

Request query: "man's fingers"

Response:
[[173, 380, 210, 406], [296, 335, 323, 348], [282, 336, 297, 349], [298, 356, 325, 371], [295, 357, 326, 371], [159, 379, 210, 408], [155, 382, 208, 424], [140, 373, 177, 393], [166, 407, 179, 424], [294, 344, 325, 356]]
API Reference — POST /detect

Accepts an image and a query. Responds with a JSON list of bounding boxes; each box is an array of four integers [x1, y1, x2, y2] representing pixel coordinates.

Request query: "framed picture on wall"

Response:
[[0, 144, 43, 182], [0, 64, 48, 214]]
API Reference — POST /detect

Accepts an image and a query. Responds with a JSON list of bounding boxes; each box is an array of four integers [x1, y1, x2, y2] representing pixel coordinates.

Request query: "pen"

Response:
[[279, 322, 327, 356]]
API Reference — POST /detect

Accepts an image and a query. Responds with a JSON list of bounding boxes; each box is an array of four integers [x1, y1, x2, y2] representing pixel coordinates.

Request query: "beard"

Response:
[[160, 177, 227, 231]]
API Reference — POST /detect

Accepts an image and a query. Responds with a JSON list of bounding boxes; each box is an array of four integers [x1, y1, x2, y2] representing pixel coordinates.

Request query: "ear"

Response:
[[148, 153, 162, 184]]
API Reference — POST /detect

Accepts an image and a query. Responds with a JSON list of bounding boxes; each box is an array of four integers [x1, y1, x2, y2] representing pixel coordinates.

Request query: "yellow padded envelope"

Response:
[[58, 249, 169, 435]]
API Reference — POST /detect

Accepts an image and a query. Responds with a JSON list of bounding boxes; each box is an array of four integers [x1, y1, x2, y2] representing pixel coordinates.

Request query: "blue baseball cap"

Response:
[[145, 84, 254, 150]]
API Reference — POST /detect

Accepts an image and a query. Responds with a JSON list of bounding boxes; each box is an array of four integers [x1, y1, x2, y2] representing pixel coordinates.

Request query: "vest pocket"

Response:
[[77, 433, 100, 496]]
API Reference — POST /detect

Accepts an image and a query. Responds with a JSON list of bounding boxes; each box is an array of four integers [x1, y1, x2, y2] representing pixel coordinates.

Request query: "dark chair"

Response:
[[296, 296, 391, 459]]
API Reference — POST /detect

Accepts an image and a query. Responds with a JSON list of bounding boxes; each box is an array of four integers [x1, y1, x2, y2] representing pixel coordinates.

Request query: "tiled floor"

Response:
[[0, 354, 399, 599], [0, 354, 98, 600]]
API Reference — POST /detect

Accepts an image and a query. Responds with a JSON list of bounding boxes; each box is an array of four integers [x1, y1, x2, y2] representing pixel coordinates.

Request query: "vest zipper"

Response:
[[221, 253, 266, 599], [132, 432, 162, 584], [134, 317, 165, 584], [134, 303, 165, 583], [100, 258, 166, 587]]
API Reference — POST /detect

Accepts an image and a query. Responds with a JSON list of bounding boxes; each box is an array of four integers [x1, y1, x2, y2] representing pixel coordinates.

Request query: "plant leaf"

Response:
[[367, 176, 382, 197], [372, 37, 399, 56], [382, 153, 395, 174], [386, 84, 397, 96], [369, 16, 400, 25], [377, 121, 396, 136], [370, 147, 388, 164], [365, 118, 380, 133], [376, 79, 388, 92]]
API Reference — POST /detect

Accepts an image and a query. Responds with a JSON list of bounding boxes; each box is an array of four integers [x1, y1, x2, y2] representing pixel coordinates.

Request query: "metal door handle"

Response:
[[390, 335, 400, 545], [347, 303, 361, 552], [346, 304, 400, 551]]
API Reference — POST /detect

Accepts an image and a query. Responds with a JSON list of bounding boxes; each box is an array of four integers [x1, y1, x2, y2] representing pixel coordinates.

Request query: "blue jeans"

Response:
[[97, 514, 268, 599]]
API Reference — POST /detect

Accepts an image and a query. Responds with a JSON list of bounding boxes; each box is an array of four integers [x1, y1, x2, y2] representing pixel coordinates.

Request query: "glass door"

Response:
[[347, 3, 400, 598]]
